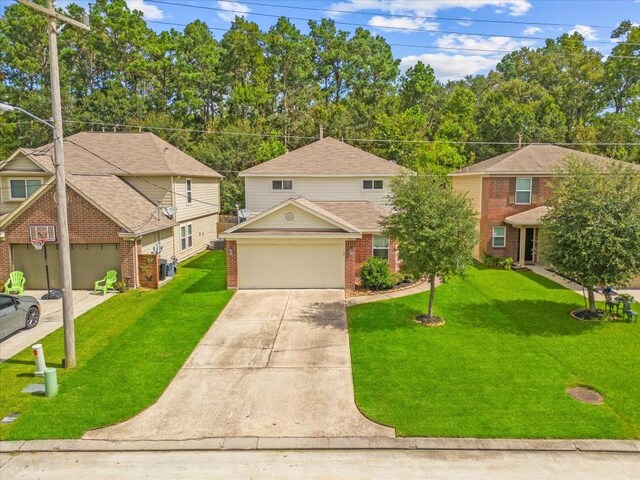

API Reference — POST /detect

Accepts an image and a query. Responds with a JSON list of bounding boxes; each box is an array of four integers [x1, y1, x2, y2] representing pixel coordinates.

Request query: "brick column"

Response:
[[389, 238, 399, 272], [345, 240, 356, 290], [0, 242, 11, 283], [120, 239, 141, 288], [226, 240, 237, 289]]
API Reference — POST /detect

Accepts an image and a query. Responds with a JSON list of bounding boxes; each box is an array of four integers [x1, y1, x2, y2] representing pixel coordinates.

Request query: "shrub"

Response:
[[483, 254, 513, 270], [391, 272, 405, 286], [113, 281, 128, 293], [359, 257, 394, 290]]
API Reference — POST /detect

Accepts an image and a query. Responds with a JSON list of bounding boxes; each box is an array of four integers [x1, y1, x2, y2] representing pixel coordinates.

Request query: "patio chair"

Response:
[[5, 271, 26, 295], [94, 270, 117, 295], [619, 297, 638, 322]]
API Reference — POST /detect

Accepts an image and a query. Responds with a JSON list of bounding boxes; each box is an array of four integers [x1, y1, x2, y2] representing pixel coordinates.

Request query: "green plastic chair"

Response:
[[94, 270, 117, 295], [5, 271, 26, 295]]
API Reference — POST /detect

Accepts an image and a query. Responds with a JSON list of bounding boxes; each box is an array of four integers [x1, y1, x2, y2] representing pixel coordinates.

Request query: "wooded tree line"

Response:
[[1, 0, 638, 213]]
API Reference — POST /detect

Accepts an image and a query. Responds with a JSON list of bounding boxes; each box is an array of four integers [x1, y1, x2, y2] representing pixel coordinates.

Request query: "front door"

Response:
[[524, 228, 535, 263]]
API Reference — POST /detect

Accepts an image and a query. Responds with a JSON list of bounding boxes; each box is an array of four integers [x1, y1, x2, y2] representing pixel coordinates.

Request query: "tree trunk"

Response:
[[427, 275, 436, 318], [587, 286, 597, 313]]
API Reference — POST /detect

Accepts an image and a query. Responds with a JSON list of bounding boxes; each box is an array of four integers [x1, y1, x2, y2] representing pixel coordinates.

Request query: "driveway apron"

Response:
[[84, 289, 394, 440]]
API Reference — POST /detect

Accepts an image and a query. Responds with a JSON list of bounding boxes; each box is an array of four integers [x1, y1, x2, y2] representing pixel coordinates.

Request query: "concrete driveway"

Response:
[[85, 289, 394, 440], [0, 290, 113, 362]]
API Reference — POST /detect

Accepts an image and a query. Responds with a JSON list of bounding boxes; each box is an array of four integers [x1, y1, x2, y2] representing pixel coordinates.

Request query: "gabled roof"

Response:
[[0, 174, 177, 236], [314, 201, 388, 232], [450, 144, 640, 176], [221, 196, 361, 239], [15, 132, 222, 178], [240, 137, 411, 177], [67, 174, 177, 235]]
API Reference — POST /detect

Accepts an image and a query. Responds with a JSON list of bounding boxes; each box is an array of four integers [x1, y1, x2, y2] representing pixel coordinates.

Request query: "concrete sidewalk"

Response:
[[0, 290, 113, 362], [1, 437, 638, 453]]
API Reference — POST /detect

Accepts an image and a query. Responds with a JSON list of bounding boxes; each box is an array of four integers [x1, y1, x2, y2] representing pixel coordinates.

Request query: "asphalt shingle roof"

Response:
[[240, 137, 410, 176], [22, 132, 222, 178], [314, 201, 388, 232], [451, 144, 640, 176]]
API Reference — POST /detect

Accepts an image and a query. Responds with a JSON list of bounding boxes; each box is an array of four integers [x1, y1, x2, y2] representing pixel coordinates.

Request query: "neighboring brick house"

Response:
[[0, 132, 222, 289], [450, 144, 640, 287], [220, 137, 409, 290]]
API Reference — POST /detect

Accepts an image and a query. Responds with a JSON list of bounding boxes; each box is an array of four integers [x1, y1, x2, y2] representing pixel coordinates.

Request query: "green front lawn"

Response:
[[348, 265, 639, 438], [0, 251, 233, 440]]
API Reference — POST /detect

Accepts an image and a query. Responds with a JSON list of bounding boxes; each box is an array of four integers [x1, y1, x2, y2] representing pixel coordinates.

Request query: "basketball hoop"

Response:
[[31, 239, 46, 250]]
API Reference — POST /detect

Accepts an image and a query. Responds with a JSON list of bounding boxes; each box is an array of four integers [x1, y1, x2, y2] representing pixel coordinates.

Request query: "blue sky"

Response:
[[4, 0, 640, 80]]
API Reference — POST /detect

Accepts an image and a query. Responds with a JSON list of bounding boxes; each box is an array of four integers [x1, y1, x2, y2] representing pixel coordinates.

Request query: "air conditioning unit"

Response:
[[209, 239, 226, 250]]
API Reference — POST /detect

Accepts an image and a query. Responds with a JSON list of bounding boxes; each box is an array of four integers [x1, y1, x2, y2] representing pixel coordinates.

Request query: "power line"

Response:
[[235, 0, 617, 30], [145, 0, 639, 46]]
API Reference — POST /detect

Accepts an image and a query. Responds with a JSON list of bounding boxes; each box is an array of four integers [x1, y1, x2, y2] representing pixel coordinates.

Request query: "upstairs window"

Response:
[[363, 179, 383, 190], [372, 235, 390, 259], [515, 178, 532, 204], [272, 180, 293, 190], [9, 179, 42, 200], [186, 178, 192, 204]]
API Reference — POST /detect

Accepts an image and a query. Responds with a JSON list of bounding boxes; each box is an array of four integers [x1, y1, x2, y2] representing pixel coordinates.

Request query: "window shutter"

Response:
[[531, 177, 540, 204], [508, 178, 516, 204]]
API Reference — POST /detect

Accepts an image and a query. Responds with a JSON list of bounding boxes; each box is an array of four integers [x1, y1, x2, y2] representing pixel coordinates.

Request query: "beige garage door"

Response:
[[237, 241, 345, 289], [11, 243, 121, 290]]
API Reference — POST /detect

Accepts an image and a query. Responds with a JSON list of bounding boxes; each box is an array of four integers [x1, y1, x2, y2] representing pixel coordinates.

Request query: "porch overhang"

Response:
[[504, 206, 550, 227]]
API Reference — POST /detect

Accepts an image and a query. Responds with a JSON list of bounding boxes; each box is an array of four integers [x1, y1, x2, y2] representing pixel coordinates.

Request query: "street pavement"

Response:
[[1, 449, 638, 479]]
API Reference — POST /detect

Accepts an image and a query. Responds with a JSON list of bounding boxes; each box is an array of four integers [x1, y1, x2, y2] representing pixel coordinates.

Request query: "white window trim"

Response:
[[180, 223, 193, 252], [492, 226, 507, 248], [8, 178, 42, 201], [186, 178, 192, 205], [362, 179, 384, 190], [271, 179, 293, 191], [372, 235, 390, 259], [515, 177, 532, 205]]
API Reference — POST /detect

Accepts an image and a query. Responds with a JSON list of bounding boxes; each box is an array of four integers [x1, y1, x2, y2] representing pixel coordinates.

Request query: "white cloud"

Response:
[[330, 0, 532, 17], [401, 53, 498, 81], [523, 26, 541, 36], [216, 1, 250, 22], [458, 18, 472, 27], [436, 33, 535, 53], [570, 25, 599, 41], [368, 16, 439, 33], [126, 0, 164, 20]]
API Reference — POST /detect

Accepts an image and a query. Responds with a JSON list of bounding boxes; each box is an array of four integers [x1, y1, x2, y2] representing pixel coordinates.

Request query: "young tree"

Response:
[[382, 174, 478, 319], [542, 158, 640, 314]]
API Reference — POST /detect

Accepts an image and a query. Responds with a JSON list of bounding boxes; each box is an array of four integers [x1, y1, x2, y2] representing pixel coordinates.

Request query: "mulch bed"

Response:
[[570, 308, 607, 321], [414, 315, 445, 327], [567, 386, 604, 404], [346, 279, 426, 298]]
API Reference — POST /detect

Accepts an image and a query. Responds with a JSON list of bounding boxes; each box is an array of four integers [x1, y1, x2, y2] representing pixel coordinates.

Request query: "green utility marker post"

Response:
[[44, 368, 58, 397]]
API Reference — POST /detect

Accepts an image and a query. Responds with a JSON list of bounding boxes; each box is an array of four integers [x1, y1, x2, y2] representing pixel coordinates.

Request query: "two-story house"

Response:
[[450, 144, 640, 287], [220, 137, 411, 289], [0, 132, 222, 288]]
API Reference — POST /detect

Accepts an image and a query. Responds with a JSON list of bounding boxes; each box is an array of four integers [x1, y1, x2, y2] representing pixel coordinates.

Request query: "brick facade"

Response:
[[0, 186, 142, 288], [480, 176, 553, 260], [226, 240, 238, 289]]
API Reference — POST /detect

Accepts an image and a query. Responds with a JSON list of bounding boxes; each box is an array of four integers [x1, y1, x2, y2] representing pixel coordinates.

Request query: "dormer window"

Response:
[[9, 178, 42, 200], [363, 180, 383, 190], [272, 180, 293, 190]]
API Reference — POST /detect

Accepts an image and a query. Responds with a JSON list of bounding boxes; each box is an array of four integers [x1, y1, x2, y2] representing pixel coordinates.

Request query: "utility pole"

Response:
[[17, 0, 90, 368]]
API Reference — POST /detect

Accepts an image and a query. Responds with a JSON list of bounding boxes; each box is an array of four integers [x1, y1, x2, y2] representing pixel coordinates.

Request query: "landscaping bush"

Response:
[[391, 272, 405, 286], [483, 254, 513, 270], [359, 257, 394, 290]]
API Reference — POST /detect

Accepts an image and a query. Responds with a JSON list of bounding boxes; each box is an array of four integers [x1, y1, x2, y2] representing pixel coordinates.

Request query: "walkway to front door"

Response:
[[84, 289, 394, 440]]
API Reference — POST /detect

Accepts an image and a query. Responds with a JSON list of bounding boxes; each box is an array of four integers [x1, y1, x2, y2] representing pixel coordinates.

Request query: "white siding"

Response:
[[125, 176, 172, 206], [245, 176, 391, 212], [174, 177, 220, 222]]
